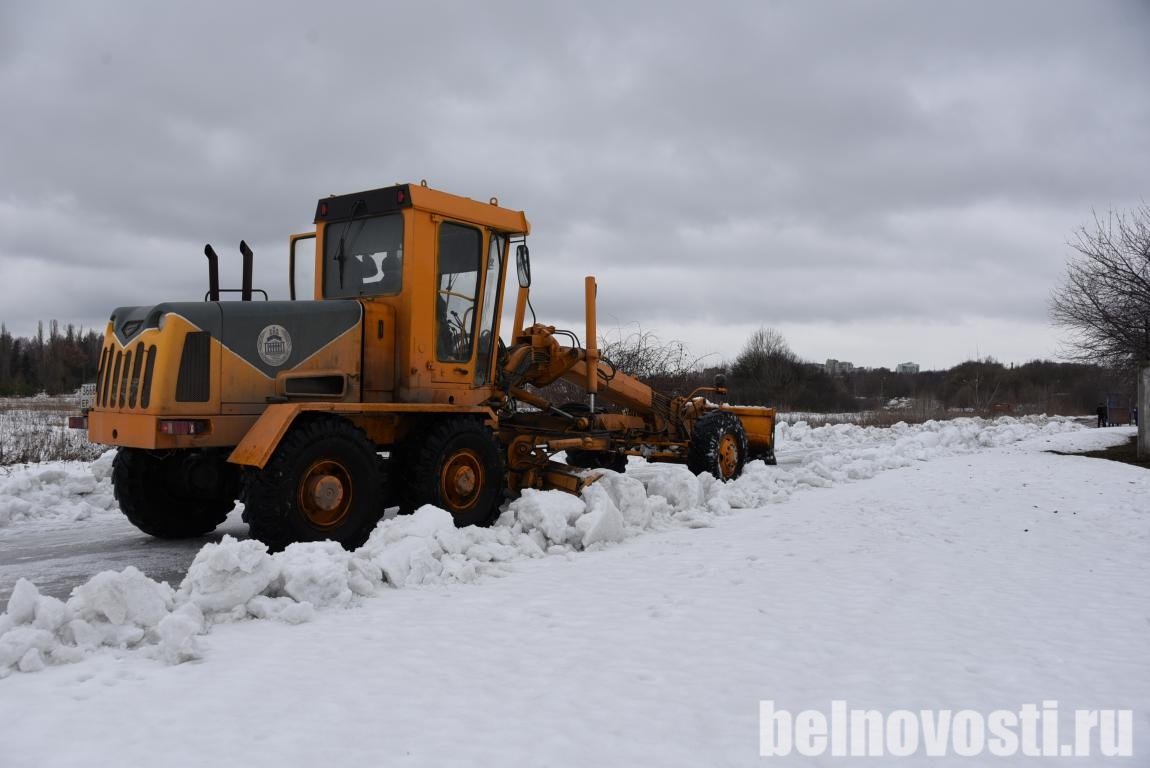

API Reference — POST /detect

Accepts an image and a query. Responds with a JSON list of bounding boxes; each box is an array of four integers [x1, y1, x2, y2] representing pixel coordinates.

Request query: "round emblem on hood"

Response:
[[257, 324, 292, 367]]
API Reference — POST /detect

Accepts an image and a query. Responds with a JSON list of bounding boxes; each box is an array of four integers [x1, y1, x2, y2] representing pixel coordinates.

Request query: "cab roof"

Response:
[[314, 183, 530, 235]]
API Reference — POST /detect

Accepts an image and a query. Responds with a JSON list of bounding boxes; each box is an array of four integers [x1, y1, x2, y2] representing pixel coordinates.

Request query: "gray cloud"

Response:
[[1, 0, 1147, 368]]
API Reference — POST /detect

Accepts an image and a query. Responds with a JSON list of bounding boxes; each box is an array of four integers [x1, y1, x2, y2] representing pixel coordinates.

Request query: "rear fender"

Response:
[[228, 404, 307, 468]]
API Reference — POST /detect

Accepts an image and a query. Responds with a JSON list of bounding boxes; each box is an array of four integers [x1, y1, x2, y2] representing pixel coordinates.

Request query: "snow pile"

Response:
[[0, 569, 182, 674], [774, 415, 1081, 486], [0, 415, 1083, 677], [359, 505, 544, 586], [0, 450, 117, 528]]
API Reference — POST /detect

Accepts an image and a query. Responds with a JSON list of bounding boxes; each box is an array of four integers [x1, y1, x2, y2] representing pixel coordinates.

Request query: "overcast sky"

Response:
[[1, 0, 1147, 370]]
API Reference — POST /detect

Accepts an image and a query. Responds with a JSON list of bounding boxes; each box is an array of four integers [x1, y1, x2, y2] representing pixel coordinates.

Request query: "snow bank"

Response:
[[0, 415, 1083, 677], [0, 450, 117, 528]]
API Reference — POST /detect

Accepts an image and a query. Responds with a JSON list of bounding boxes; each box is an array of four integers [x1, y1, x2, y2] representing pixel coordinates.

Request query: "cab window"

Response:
[[322, 213, 403, 298], [474, 233, 506, 384], [436, 223, 481, 362]]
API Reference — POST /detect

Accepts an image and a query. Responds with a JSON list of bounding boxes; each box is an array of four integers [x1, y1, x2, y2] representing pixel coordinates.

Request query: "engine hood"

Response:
[[109, 300, 363, 378]]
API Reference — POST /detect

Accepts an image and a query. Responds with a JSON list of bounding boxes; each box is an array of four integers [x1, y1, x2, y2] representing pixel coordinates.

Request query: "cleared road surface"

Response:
[[0, 509, 250, 605]]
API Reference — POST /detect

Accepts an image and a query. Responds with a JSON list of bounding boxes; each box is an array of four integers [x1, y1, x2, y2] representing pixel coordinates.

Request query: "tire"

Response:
[[242, 416, 383, 552], [112, 448, 237, 539], [687, 411, 749, 481], [400, 418, 506, 527], [565, 449, 628, 473]]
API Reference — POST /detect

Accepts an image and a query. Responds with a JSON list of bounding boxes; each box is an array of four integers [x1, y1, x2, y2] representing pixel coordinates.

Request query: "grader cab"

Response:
[[75, 182, 776, 551]]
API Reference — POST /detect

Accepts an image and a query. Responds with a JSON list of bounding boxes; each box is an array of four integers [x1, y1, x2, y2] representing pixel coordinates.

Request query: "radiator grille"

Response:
[[175, 331, 211, 402], [95, 347, 109, 407], [140, 345, 157, 408], [119, 349, 133, 408], [94, 341, 160, 410], [108, 350, 123, 408], [127, 342, 145, 407]]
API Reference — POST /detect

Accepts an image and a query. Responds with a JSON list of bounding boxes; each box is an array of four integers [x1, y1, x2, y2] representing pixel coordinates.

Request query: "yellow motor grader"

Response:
[[73, 182, 776, 550]]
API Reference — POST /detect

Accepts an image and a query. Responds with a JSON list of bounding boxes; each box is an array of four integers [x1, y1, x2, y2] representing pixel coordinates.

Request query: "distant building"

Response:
[[825, 359, 855, 376], [895, 362, 920, 374]]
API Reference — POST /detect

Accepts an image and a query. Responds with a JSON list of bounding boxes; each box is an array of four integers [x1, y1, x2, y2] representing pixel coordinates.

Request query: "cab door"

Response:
[[431, 221, 483, 384], [361, 300, 396, 401]]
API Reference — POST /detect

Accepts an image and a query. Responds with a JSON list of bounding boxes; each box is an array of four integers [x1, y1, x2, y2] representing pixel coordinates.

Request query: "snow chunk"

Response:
[[6, 578, 40, 625], [154, 603, 206, 664], [32, 594, 73, 633], [178, 536, 279, 615], [509, 489, 586, 545], [627, 464, 703, 513], [375, 504, 457, 544], [276, 541, 362, 608], [89, 449, 118, 481], [374, 536, 444, 586], [69, 567, 174, 628], [595, 472, 653, 529], [17, 647, 46, 673], [0, 627, 56, 672], [246, 596, 317, 624], [577, 484, 627, 547]]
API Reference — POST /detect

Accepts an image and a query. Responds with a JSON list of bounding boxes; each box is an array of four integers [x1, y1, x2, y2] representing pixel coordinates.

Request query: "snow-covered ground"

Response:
[[0, 417, 1146, 766]]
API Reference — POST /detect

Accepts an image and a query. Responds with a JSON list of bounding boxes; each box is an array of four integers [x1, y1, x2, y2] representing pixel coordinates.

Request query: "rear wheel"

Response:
[[243, 416, 383, 552], [112, 448, 237, 538], [687, 411, 749, 481], [401, 418, 506, 527]]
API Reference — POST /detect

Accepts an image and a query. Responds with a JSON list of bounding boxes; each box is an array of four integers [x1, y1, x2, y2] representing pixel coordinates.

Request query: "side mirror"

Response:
[[516, 244, 531, 288]]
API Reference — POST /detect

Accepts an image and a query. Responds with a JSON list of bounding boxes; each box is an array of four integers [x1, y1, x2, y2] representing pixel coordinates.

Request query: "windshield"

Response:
[[322, 213, 404, 298]]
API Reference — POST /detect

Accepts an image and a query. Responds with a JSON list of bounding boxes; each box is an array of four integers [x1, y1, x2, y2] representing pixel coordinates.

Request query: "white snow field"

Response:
[[0, 417, 1146, 766]]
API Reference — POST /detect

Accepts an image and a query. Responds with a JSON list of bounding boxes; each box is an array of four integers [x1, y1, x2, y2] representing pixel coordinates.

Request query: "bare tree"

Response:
[[729, 327, 802, 406], [1050, 205, 1150, 369], [1051, 205, 1150, 456], [599, 324, 702, 380], [533, 323, 712, 404]]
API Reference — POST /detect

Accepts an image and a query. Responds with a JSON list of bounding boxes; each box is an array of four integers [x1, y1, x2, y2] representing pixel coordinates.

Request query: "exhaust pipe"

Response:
[[204, 244, 220, 301], [239, 240, 254, 301]]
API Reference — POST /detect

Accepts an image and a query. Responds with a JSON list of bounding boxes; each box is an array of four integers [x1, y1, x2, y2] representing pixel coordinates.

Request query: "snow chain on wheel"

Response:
[[687, 410, 749, 481], [400, 417, 507, 527], [242, 416, 383, 552], [112, 448, 237, 539]]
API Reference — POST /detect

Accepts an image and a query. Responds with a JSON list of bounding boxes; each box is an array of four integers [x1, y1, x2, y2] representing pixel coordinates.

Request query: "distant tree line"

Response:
[[606, 325, 1131, 416], [0, 322, 104, 397]]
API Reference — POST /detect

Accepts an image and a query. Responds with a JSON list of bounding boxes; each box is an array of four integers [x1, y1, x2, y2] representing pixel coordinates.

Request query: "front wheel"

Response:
[[687, 411, 749, 481], [112, 448, 237, 538], [243, 416, 383, 552]]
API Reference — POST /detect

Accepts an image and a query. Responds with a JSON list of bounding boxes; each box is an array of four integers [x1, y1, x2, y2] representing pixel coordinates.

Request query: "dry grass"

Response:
[[0, 397, 105, 465]]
